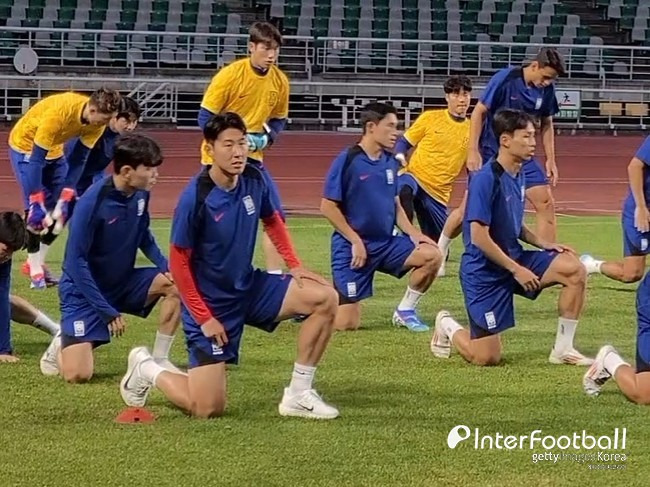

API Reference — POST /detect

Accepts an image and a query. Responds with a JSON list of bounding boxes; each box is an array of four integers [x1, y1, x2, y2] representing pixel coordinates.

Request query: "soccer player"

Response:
[[396, 75, 472, 276], [321, 102, 442, 333], [119, 113, 339, 420], [0, 211, 60, 363], [430, 109, 592, 366], [466, 47, 565, 243], [20, 96, 141, 282], [198, 21, 289, 274], [39, 134, 181, 382], [580, 136, 650, 284], [8, 88, 121, 289], [583, 271, 650, 404]]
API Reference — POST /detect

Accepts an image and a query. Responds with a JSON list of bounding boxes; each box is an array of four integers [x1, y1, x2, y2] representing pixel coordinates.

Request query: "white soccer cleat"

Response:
[[40, 330, 61, 376], [120, 346, 154, 407], [548, 347, 594, 366], [580, 254, 602, 275], [583, 345, 616, 397], [431, 310, 452, 358], [278, 388, 339, 420], [155, 357, 185, 375]]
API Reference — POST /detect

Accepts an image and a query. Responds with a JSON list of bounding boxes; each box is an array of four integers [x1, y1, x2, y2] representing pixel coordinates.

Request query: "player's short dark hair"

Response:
[[493, 109, 535, 140], [89, 87, 121, 115], [360, 102, 398, 134], [249, 21, 283, 48], [203, 112, 248, 143], [444, 75, 472, 94], [113, 133, 163, 172], [536, 47, 566, 77], [0, 211, 26, 252], [116, 96, 140, 122]]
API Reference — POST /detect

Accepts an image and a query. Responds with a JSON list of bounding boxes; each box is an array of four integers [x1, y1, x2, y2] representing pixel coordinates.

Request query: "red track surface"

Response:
[[0, 130, 642, 217]]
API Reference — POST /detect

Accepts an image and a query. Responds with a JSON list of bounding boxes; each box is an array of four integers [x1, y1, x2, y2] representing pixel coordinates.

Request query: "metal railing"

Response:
[[2, 26, 650, 81], [1, 75, 649, 130]]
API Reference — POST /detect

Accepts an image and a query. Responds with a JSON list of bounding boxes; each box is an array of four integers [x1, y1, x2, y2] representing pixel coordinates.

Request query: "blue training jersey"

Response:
[[323, 145, 399, 241], [479, 67, 559, 161], [60, 176, 168, 322], [170, 164, 277, 300], [65, 127, 120, 196], [623, 136, 650, 217], [461, 160, 526, 282]]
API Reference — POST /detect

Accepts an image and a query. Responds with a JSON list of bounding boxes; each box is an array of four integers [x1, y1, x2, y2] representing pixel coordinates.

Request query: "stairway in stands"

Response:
[[561, 0, 627, 44]]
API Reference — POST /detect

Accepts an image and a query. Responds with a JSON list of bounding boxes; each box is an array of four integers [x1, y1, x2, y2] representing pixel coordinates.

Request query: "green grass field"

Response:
[[1, 216, 649, 487]]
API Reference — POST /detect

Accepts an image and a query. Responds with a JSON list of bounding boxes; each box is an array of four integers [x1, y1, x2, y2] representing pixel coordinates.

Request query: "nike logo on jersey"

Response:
[[359, 174, 370, 181], [108, 217, 118, 224], [214, 212, 225, 222]]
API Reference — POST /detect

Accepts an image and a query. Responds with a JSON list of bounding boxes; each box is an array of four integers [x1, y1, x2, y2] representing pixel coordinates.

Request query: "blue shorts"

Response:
[[9, 148, 68, 211], [622, 212, 650, 257], [59, 267, 160, 348], [636, 272, 650, 372], [331, 232, 415, 302], [522, 158, 548, 189], [249, 161, 285, 221], [398, 173, 449, 241], [183, 270, 292, 367], [460, 250, 559, 339]]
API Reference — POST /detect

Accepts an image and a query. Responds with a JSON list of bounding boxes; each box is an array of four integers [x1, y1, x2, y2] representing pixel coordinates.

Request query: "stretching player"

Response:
[[198, 21, 289, 274], [8, 88, 121, 289], [465, 47, 565, 243], [396, 75, 472, 277], [431, 109, 592, 366], [581, 136, 650, 283], [39, 134, 181, 382], [0, 212, 60, 363], [583, 271, 650, 404], [21, 96, 141, 281], [321, 102, 442, 333], [119, 113, 339, 419]]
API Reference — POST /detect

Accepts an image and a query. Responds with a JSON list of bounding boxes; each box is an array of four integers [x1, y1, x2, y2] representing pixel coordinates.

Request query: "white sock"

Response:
[[139, 357, 166, 386], [594, 260, 604, 274], [32, 311, 60, 336], [267, 269, 283, 275], [604, 351, 629, 377], [438, 233, 452, 257], [397, 286, 425, 311], [441, 315, 464, 339], [152, 331, 174, 359], [289, 363, 316, 395], [27, 252, 42, 277], [554, 317, 578, 353], [39, 243, 50, 266]]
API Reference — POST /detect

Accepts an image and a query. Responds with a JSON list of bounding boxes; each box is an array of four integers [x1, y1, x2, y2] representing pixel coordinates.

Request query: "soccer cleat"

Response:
[[30, 273, 47, 290], [39, 330, 61, 376], [392, 309, 430, 332], [580, 254, 602, 275], [278, 388, 339, 420], [431, 310, 452, 358], [154, 357, 184, 375], [583, 345, 616, 397], [548, 347, 594, 366], [22, 262, 58, 287], [120, 347, 154, 407]]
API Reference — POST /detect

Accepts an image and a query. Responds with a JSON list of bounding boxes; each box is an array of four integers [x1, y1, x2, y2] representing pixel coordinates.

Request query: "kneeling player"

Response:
[[581, 135, 650, 284], [321, 102, 442, 333], [40, 134, 181, 381], [431, 109, 592, 366], [583, 270, 650, 403], [119, 113, 339, 419], [0, 212, 60, 363]]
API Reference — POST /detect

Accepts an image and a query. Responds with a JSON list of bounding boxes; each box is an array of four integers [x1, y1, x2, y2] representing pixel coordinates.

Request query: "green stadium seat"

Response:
[[211, 2, 227, 14], [461, 11, 478, 24], [374, 6, 390, 20], [22, 19, 40, 27], [121, 10, 137, 23], [492, 12, 507, 24], [284, 14, 299, 32], [526, 2, 541, 14], [116, 21, 135, 30], [284, 4, 300, 17], [466, 0, 482, 12], [489, 23, 504, 35], [375, 0, 389, 7], [181, 12, 197, 26], [148, 23, 165, 32], [551, 15, 567, 25], [122, 0, 138, 11], [0, 0, 12, 6], [431, 21, 446, 35], [620, 5, 636, 17], [152, 0, 168, 12], [403, 19, 417, 35], [179, 24, 196, 32], [313, 17, 328, 37], [431, 0, 445, 9], [314, 4, 330, 18], [89, 9, 106, 22], [29, 0, 45, 7], [150, 11, 167, 24], [0, 5, 10, 20], [84, 21, 102, 30], [403, 7, 418, 21], [26, 6, 43, 19], [373, 19, 388, 32], [517, 24, 533, 36], [554, 4, 570, 15], [522, 13, 536, 25], [620, 16, 634, 30], [53, 20, 71, 28], [91, 0, 107, 9], [344, 6, 360, 19], [403, 0, 417, 9], [495, 2, 512, 13], [547, 24, 563, 37], [58, 8, 75, 21]]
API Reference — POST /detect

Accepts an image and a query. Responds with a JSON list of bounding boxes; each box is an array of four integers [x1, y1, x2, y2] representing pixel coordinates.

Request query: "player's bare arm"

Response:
[[320, 198, 366, 269], [541, 116, 558, 185], [519, 223, 575, 254], [467, 101, 488, 171], [628, 157, 650, 232]]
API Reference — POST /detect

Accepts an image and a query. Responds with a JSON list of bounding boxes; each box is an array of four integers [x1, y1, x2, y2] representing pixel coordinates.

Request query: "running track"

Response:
[[0, 130, 642, 218]]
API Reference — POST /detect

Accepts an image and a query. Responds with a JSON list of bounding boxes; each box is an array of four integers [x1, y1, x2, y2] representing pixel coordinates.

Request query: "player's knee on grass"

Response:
[[60, 344, 94, 383], [470, 335, 502, 366], [334, 302, 361, 331], [188, 364, 227, 418], [191, 398, 226, 419]]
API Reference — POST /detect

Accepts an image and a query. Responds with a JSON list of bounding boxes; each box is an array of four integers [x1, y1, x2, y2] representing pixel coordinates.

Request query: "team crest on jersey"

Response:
[[386, 169, 394, 185], [484, 312, 496, 330], [642, 239, 648, 251], [73, 320, 85, 337], [535, 97, 543, 110], [211, 343, 223, 355], [243, 195, 256, 215], [137, 198, 145, 216], [268, 90, 278, 106]]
